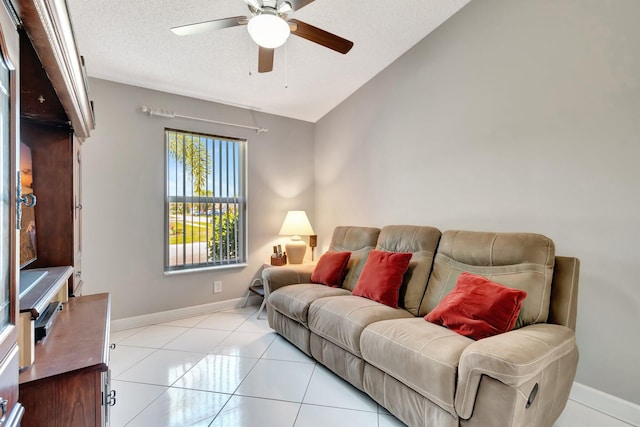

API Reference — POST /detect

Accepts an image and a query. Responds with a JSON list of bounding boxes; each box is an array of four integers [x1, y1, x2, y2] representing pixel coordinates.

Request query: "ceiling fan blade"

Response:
[[244, 0, 262, 9], [287, 0, 316, 11], [258, 47, 274, 73], [289, 19, 353, 54], [171, 16, 248, 36]]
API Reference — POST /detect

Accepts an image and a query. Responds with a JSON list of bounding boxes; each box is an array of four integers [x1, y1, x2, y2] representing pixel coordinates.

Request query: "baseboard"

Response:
[[570, 382, 640, 426], [110, 296, 263, 332]]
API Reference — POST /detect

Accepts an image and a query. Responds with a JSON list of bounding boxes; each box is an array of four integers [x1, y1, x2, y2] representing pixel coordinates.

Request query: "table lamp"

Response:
[[279, 210, 315, 264]]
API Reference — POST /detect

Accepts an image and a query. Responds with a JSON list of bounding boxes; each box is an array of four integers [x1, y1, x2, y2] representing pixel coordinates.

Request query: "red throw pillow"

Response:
[[425, 272, 527, 340], [311, 251, 352, 288], [352, 250, 413, 307]]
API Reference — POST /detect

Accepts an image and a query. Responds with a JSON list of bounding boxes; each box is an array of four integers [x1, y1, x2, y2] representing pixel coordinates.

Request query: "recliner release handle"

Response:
[[526, 383, 539, 409]]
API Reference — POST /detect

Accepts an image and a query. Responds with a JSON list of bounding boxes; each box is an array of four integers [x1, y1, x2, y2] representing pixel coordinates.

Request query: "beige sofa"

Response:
[[263, 225, 580, 427]]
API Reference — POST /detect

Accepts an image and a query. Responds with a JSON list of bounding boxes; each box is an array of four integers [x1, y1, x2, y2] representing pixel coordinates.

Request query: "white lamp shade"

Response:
[[279, 211, 315, 236], [247, 14, 291, 49]]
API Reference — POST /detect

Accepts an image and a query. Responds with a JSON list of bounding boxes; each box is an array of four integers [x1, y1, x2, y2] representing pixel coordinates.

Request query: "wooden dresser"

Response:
[[18, 293, 113, 427]]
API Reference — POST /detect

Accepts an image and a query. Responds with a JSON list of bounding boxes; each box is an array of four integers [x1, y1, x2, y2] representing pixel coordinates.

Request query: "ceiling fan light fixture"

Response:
[[248, 13, 290, 48]]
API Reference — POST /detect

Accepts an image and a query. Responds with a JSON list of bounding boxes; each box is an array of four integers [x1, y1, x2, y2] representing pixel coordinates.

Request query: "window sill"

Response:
[[164, 263, 248, 276]]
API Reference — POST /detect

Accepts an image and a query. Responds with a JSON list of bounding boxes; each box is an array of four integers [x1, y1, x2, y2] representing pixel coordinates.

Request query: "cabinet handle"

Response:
[[110, 343, 116, 350], [0, 397, 7, 422], [75, 271, 81, 277], [75, 203, 83, 210], [16, 172, 37, 229]]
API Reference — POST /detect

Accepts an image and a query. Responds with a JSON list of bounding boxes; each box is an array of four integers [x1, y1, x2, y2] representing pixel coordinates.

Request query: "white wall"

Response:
[[82, 78, 315, 320], [315, 0, 640, 406]]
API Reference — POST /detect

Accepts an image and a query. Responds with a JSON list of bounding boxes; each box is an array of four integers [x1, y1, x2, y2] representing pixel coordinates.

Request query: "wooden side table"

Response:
[[243, 277, 267, 319]]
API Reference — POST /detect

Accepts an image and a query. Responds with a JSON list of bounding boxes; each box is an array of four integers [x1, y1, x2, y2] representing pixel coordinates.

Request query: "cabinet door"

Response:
[[0, 0, 22, 423], [0, 4, 13, 342], [72, 136, 82, 296]]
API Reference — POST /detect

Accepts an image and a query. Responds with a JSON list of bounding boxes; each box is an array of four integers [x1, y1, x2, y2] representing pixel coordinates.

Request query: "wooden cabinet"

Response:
[[19, 293, 112, 427], [20, 28, 84, 297], [0, 0, 95, 424], [13, 0, 95, 298]]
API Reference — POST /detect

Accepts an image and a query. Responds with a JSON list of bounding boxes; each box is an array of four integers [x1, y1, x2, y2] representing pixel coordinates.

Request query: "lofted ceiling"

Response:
[[66, 0, 471, 122]]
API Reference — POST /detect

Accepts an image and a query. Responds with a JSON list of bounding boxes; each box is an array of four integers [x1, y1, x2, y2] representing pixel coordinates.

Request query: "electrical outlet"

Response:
[[214, 280, 222, 294]]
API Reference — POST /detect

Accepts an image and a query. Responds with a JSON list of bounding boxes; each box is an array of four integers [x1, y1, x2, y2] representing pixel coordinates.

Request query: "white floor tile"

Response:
[[303, 364, 378, 412], [117, 349, 205, 386], [196, 312, 253, 331], [378, 405, 391, 415], [553, 400, 634, 427], [236, 359, 315, 402], [109, 345, 155, 379], [262, 336, 315, 364], [295, 404, 378, 427], [106, 306, 626, 427], [118, 325, 189, 348], [127, 387, 230, 427], [379, 413, 408, 427], [211, 331, 277, 358], [209, 395, 299, 427], [224, 305, 260, 315], [110, 327, 146, 344], [174, 354, 259, 394], [163, 328, 231, 353], [109, 380, 167, 427], [160, 314, 212, 328], [235, 314, 273, 334]]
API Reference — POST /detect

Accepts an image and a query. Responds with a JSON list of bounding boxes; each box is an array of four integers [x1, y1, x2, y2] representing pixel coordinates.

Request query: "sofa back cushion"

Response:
[[419, 230, 555, 327], [375, 225, 441, 316], [329, 226, 381, 291]]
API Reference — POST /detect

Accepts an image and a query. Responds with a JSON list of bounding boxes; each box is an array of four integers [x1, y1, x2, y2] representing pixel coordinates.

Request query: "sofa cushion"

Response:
[[425, 272, 527, 340], [269, 284, 351, 326], [328, 226, 381, 291], [308, 295, 413, 357], [352, 250, 412, 307], [419, 230, 555, 327], [311, 251, 351, 288], [375, 225, 441, 315], [361, 318, 473, 416]]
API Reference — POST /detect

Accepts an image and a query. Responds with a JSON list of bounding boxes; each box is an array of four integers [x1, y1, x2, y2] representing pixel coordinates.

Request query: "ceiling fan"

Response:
[[171, 0, 354, 73]]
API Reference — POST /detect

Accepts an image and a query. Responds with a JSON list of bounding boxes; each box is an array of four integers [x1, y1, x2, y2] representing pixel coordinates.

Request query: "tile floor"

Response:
[[109, 305, 632, 427]]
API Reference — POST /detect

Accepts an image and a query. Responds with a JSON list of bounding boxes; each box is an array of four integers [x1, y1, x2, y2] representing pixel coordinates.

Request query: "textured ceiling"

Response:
[[66, 0, 471, 122]]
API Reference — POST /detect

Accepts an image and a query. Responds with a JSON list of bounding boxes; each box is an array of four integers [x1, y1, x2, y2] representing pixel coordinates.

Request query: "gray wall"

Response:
[[315, 0, 640, 405], [82, 78, 315, 320]]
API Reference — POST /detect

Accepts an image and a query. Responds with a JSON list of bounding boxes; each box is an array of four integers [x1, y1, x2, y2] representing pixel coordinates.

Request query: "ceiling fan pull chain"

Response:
[[248, 32, 253, 76], [284, 42, 289, 88]]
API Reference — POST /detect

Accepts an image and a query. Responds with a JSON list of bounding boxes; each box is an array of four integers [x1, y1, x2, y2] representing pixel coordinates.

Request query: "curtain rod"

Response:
[[141, 105, 268, 133]]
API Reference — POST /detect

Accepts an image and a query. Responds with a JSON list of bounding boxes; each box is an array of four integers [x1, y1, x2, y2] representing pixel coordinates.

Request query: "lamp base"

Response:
[[285, 236, 307, 264]]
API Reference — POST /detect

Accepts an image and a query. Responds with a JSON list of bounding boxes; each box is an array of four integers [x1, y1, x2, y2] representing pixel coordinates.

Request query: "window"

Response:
[[165, 129, 247, 272]]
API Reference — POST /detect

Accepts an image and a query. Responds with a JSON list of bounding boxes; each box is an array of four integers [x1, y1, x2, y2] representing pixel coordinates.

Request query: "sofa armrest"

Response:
[[455, 323, 577, 419], [262, 263, 316, 293]]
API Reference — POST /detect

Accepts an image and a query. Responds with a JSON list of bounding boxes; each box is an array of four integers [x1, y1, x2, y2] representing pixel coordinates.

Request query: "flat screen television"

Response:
[[19, 142, 37, 268]]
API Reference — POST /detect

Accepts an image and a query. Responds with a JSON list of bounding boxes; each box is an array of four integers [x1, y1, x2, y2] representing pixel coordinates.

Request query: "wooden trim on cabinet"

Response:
[[16, 0, 94, 140]]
